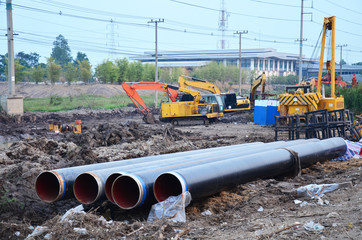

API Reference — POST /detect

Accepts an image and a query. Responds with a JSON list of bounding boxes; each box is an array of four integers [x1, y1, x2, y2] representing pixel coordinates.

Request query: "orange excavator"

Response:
[[122, 82, 179, 124]]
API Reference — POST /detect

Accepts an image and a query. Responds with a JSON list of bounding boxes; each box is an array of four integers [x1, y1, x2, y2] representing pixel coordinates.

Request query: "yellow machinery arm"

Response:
[[178, 75, 221, 94], [317, 16, 336, 97], [178, 75, 251, 112], [249, 72, 266, 108]]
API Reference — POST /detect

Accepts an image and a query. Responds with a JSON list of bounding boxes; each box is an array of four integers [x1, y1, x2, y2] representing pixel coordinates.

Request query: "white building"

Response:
[[130, 48, 301, 77]]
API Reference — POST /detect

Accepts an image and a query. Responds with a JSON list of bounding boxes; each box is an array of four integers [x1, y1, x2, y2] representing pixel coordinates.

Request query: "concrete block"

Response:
[[1, 95, 24, 115]]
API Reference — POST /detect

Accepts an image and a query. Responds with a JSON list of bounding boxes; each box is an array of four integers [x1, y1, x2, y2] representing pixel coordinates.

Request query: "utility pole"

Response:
[[234, 30, 248, 95], [6, 0, 15, 96], [148, 18, 164, 108], [297, 0, 311, 83], [337, 44, 347, 77], [2, 0, 23, 115], [297, 0, 307, 83]]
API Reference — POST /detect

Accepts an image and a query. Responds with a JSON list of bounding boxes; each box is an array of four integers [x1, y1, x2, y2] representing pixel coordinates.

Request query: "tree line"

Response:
[[0, 35, 92, 85], [0, 34, 311, 86]]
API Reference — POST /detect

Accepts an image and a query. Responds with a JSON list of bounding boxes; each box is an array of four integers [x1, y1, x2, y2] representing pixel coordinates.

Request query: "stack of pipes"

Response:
[[35, 137, 347, 210]]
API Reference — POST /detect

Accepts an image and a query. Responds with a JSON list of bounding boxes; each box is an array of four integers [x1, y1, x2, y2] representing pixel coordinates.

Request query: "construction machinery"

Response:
[[178, 75, 251, 112], [48, 120, 81, 133], [122, 82, 224, 125], [278, 16, 344, 117], [249, 72, 267, 109], [122, 82, 180, 124], [160, 85, 224, 125]]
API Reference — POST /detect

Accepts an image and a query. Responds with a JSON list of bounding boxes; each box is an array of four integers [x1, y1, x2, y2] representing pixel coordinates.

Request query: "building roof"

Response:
[[130, 48, 304, 63]]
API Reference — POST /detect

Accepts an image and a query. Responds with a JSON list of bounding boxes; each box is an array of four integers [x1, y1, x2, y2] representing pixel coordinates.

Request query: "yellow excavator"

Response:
[[160, 84, 224, 125], [179, 75, 265, 113], [278, 16, 344, 117], [249, 72, 267, 109], [122, 81, 224, 125]]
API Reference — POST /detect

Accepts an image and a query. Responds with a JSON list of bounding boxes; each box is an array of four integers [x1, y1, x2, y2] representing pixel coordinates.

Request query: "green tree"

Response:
[[31, 65, 46, 84], [14, 59, 25, 83], [64, 62, 78, 85], [95, 60, 118, 83], [78, 60, 92, 84], [192, 61, 241, 84], [126, 61, 143, 82], [270, 75, 297, 85], [74, 52, 89, 66], [160, 67, 184, 83], [47, 58, 61, 85], [0, 54, 6, 81], [339, 85, 362, 114], [51, 34, 72, 66], [4, 58, 25, 83], [142, 63, 155, 82], [16, 52, 40, 68], [352, 62, 362, 66], [115, 58, 129, 83]]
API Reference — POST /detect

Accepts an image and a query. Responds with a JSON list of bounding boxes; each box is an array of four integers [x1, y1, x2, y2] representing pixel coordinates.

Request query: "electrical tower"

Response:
[[218, 0, 229, 49], [106, 19, 119, 60]]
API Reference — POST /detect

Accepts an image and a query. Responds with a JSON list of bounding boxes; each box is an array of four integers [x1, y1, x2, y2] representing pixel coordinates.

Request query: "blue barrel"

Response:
[[266, 100, 280, 125], [254, 100, 268, 125]]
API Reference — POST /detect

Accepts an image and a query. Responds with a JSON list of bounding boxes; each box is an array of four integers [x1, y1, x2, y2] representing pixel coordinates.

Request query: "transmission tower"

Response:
[[106, 19, 119, 60], [218, 0, 229, 49]]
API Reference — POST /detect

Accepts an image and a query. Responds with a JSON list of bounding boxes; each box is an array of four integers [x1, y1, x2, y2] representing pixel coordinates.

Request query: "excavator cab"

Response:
[[201, 94, 224, 113]]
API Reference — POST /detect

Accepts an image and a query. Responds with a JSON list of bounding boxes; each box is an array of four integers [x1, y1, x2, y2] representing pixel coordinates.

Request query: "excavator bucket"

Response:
[[143, 112, 157, 124]]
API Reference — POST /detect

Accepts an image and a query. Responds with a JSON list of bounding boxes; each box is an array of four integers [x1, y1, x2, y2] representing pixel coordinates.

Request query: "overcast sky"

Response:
[[1, 0, 361, 66]]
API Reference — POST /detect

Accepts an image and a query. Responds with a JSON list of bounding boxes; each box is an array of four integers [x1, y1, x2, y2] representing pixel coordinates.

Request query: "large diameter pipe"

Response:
[[111, 139, 320, 209], [36, 142, 262, 203], [74, 141, 284, 204], [154, 137, 346, 202]]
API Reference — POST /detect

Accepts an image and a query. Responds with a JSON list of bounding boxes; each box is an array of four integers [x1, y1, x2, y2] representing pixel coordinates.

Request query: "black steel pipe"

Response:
[[153, 137, 346, 202], [39, 142, 262, 203], [74, 141, 281, 204], [111, 139, 320, 209]]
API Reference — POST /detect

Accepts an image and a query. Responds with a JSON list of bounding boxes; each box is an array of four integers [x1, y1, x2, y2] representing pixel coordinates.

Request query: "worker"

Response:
[[352, 73, 358, 87]]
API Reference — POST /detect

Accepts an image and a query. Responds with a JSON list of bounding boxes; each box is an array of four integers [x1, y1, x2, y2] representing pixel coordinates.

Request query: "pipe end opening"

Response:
[[112, 175, 142, 209], [35, 171, 62, 203], [74, 173, 100, 204], [105, 173, 122, 203], [154, 173, 184, 202]]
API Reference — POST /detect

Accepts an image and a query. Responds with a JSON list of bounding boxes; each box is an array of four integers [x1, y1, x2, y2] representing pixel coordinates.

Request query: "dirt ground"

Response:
[[0, 84, 361, 239]]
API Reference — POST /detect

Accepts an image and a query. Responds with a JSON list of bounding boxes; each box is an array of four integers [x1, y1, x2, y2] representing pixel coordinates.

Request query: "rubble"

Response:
[[0, 109, 361, 239]]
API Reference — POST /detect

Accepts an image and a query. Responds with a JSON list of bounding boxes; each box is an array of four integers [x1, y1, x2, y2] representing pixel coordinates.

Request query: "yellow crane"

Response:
[[278, 16, 344, 117]]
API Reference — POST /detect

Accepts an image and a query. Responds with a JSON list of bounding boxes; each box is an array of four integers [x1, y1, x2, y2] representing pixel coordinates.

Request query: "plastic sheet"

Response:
[[147, 191, 191, 223], [303, 221, 324, 232], [333, 139, 362, 161], [296, 183, 340, 199]]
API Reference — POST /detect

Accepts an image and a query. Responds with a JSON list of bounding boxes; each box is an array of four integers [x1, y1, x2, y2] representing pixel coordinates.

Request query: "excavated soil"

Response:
[[0, 105, 361, 239]]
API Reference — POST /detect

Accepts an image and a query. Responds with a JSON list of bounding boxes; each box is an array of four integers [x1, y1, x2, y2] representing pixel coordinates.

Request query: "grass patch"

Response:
[[24, 94, 160, 112]]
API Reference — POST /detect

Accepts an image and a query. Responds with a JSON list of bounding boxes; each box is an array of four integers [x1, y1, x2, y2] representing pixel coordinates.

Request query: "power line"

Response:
[[324, 0, 362, 16], [32, 0, 154, 20], [311, 6, 361, 27], [309, 19, 362, 38], [248, 0, 304, 8], [170, 0, 300, 22]]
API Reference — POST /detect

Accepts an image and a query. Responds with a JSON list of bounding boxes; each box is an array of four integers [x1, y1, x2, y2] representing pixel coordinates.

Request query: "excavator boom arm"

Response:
[[249, 72, 266, 105], [178, 75, 221, 94], [122, 82, 179, 115]]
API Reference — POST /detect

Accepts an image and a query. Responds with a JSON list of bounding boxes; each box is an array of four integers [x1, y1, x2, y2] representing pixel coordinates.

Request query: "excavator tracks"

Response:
[[159, 117, 213, 126]]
